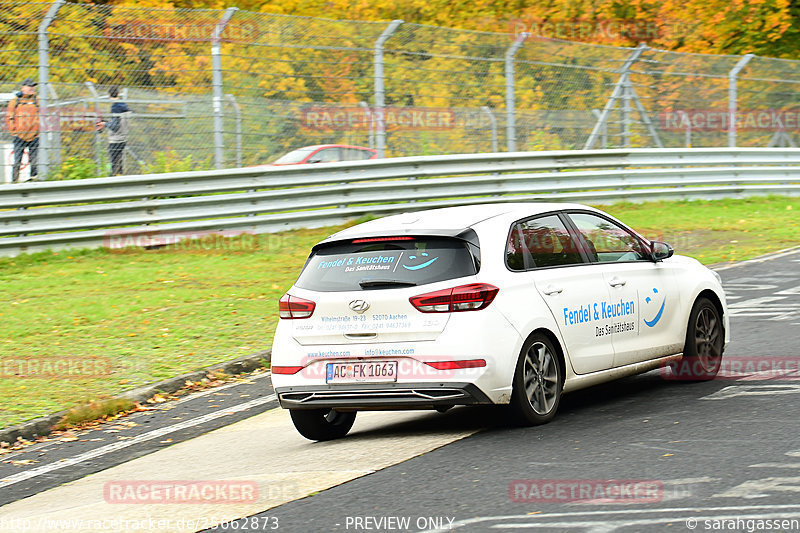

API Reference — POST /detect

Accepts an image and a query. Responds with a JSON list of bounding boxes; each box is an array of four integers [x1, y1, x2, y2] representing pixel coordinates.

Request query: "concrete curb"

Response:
[[0, 350, 271, 446]]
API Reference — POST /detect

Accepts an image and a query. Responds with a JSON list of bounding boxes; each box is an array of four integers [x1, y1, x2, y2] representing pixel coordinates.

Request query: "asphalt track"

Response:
[[0, 248, 798, 533], [222, 248, 800, 533]]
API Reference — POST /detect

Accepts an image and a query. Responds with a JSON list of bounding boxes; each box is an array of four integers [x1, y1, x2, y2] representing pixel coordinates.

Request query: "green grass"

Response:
[[608, 196, 799, 264], [0, 228, 340, 430], [0, 196, 798, 430]]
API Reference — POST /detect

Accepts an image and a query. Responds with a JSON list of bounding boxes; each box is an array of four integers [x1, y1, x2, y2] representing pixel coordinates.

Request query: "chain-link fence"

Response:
[[2, 1, 800, 181]]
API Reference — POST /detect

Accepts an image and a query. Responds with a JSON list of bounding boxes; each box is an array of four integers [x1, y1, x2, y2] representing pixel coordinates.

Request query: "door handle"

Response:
[[609, 277, 627, 287], [543, 285, 563, 295]]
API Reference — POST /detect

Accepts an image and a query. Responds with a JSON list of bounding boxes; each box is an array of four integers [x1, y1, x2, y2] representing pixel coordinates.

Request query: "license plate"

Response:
[[326, 361, 398, 384]]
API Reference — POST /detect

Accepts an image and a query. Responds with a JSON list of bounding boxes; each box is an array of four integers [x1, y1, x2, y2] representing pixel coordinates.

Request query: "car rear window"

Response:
[[295, 237, 478, 292]]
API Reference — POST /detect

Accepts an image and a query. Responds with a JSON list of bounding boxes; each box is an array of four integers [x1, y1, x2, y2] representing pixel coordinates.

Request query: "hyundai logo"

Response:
[[349, 299, 370, 314]]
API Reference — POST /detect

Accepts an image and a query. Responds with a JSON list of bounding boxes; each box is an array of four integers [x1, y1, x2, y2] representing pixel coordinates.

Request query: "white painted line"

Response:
[[713, 246, 800, 271], [420, 504, 800, 533], [736, 370, 800, 381], [0, 409, 480, 532], [487, 511, 800, 530], [0, 394, 277, 489], [728, 296, 788, 307], [700, 384, 800, 400]]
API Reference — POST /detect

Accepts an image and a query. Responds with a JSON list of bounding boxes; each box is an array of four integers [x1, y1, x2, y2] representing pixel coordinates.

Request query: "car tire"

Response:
[[510, 334, 563, 426], [289, 408, 357, 441], [678, 297, 724, 381]]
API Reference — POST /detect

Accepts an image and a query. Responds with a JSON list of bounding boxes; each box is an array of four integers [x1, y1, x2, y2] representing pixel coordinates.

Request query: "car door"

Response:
[[564, 211, 684, 367], [507, 213, 616, 374]]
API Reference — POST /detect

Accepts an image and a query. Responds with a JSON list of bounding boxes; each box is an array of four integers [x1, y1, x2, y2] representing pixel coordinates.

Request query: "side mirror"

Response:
[[651, 241, 674, 261]]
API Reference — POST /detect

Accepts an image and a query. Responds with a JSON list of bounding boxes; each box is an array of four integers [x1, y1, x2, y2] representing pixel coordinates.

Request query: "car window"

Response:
[[506, 214, 585, 270], [566, 212, 649, 262], [273, 147, 316, 164], [296, 237, 478, 292], [342, 147, 374, 160], [309, 147, 341, 163]]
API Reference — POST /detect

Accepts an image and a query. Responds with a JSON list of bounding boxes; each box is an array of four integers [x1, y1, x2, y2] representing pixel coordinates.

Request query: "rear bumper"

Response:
[[276, 382, 493, 410]]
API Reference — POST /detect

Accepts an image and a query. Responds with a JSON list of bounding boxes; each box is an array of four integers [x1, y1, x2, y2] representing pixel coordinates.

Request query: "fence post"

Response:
[[374, 20, 403, 158], [359, 101, 374, 149], [591, 109, 607, 148], [84, 81, 103, 176], [225, 94, 242, 167], [622, 71, 632, 148], [48, 83, 61, 168], [505, 32, 528, 152], [481, 106, 498, 152], [584, 43, 647, 150], [212, 7, 237, 170], [728, 53, 754, 148], [37, 0, 65, 180]]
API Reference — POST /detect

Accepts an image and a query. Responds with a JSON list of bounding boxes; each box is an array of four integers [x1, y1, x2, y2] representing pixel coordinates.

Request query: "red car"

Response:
[[271, 144, 378, 165]]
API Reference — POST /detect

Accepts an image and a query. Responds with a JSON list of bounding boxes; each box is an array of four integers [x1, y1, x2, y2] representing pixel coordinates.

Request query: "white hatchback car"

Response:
[[271, 203, 729, 440]]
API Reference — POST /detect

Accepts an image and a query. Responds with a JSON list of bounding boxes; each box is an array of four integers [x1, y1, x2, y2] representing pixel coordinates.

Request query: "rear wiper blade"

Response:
[[358, 279, 417, 288]]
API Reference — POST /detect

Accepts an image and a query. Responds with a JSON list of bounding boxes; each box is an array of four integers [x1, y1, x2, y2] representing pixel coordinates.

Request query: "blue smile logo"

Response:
[[402, 252, 438, 271], [643, 288, 665, 328]]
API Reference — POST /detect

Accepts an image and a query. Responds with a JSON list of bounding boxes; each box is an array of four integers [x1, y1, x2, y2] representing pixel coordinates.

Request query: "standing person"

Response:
[[5, 79, 39, 183], [97, 86, 131, 176]]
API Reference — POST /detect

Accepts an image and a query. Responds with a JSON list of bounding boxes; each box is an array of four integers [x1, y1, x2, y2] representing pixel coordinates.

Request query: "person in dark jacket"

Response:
[[97, 86, 131, 176]]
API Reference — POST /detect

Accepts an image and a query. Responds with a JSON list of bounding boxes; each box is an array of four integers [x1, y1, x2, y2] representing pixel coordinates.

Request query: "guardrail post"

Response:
[[584, 43, 647, 150], [374, 20, 403, 159], [225, 94, 242, 167], [505, 32, 528, 152], [37, 0, 65, 180], [481, 106, 498, 152], [212, 7, 237, 170], [728, 53, 754, 148]]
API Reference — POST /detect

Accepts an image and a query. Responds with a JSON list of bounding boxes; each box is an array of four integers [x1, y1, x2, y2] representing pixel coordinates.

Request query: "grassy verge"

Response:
[[0, 196, 798, 428], [609, 196, 798, 264]]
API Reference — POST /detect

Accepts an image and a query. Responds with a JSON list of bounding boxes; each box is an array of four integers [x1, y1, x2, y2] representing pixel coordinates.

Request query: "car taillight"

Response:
[[352, 236, 415, 244], [279, 294, 316, 319], [424, 359, 486, 370], [272, 365, 304, 374], [409, 283, 499, 313]]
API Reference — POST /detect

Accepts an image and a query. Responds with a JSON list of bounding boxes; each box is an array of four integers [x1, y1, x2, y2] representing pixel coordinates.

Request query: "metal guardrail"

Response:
[[1, 148, 799, 257]]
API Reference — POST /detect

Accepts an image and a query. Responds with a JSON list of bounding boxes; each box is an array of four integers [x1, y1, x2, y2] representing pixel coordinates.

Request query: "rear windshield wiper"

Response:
[[358, 279, 417, 289]]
